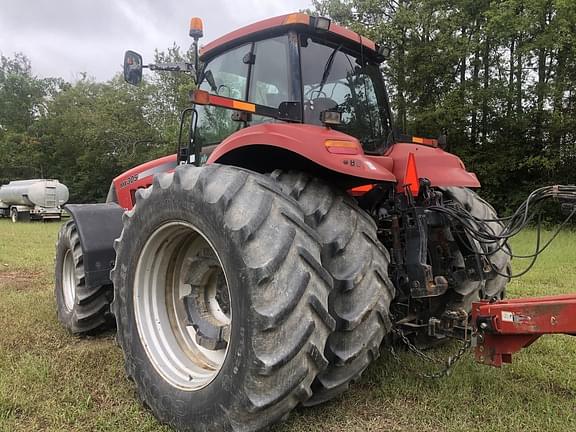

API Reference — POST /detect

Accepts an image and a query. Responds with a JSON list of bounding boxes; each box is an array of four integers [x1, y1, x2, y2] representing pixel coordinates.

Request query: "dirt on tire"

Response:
[[112, 164, 335, 431], [271, 171, 395, 406]]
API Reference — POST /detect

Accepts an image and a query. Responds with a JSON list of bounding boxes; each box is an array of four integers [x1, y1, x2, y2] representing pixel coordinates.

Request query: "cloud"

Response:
[[0, 0, 312, 81]]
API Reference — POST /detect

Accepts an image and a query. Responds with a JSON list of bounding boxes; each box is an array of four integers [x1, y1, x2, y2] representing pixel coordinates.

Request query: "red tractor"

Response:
[[53, 13, 576, 432]]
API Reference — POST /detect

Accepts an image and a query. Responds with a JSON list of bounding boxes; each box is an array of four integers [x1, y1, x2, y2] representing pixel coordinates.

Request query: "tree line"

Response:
[[313, 0, 576, 213], [0, 47, 193, 203], [1, 0, 576, 213]]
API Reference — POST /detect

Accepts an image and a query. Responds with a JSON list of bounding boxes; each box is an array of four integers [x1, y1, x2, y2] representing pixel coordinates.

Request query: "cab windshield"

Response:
[[300, 37, 391, 153]]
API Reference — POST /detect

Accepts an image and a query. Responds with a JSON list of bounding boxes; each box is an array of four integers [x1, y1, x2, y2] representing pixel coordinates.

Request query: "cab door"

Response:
[[195, 34, 298, 163]]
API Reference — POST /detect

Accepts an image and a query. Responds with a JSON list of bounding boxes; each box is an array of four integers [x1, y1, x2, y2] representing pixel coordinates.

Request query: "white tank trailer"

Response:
[[0, 179, 69, 222]]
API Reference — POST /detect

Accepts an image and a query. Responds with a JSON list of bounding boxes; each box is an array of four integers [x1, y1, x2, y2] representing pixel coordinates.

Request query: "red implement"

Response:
[[472, 294, 576, 367]]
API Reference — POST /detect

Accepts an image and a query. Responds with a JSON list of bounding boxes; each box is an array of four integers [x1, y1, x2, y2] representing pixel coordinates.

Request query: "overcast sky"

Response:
[[0, 0, 312, 81]]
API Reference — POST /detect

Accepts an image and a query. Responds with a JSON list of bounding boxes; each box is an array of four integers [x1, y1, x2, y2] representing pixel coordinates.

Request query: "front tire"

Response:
[[112, 164, 334, 431], [54, 220, 115, 334]]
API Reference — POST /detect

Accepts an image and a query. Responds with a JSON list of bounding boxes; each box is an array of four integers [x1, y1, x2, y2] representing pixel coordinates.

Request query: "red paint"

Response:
[[385, 142, 480, 189], [472, 294, 576, 367], [207, 123, 397, 182], [200, 13, 378, 60], [113, 154, 177, 210], [111, 134, 480, 210], [209, 125, 480, 189]]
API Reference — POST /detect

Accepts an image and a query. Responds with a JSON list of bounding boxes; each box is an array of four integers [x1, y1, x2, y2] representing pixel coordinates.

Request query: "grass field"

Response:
[[0, 219, 575, 432]]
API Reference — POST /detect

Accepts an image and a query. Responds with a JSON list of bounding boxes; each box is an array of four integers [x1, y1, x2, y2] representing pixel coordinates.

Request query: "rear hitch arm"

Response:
[[398, 181, 449, 299], [472, 294, 576, 367]]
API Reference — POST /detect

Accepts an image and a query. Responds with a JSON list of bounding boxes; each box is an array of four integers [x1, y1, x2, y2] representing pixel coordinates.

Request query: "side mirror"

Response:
[[124, 50, 143, 85]]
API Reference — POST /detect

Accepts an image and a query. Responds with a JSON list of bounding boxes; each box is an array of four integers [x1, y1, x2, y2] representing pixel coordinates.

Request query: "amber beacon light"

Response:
[[189, 17, 204, 39]]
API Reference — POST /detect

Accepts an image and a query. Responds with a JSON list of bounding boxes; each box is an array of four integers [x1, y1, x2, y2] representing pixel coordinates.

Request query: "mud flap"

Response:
[[65, 203, 124, 289]]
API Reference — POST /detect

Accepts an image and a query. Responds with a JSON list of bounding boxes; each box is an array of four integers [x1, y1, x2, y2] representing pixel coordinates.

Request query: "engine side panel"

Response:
[[113, 154, 178, 209]]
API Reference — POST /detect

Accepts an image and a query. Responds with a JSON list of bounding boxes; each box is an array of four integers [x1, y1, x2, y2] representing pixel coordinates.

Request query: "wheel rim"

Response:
[[134, 221, 232, 391], [62, 249, 76, 311]]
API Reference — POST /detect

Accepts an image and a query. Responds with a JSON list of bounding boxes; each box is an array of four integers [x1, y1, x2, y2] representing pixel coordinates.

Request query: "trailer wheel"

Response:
[[112, 164, 334, 431], [271, 171, 395, 407], [54, 220, 115, 334], [441, 187, 511, 303], [10, 208, 29, 223]]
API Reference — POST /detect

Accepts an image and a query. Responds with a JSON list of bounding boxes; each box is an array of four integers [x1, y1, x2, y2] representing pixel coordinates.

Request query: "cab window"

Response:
[[248, 36, 293, 110], [300, 38, 387, 153], [195, 44, 251, 147]]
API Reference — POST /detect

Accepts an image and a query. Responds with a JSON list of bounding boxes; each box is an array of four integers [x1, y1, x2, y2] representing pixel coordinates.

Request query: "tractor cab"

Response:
[[123, 13, 395, 166], [193, 13, 393, 157]]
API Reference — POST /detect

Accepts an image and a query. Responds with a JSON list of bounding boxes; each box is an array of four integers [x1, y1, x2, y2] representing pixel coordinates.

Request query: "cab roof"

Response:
[[199, 13, 378, 61]]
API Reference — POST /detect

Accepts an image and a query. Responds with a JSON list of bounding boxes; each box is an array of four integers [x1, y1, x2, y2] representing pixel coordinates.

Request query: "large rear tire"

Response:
[[54, 220, 115, 334], [271, 171, 395, 407], [441, 187, 511, 304], [112, 164, 334, 431]]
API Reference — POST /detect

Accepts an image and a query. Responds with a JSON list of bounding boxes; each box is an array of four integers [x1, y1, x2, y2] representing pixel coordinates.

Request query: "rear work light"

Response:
[[320, 110, 342, 125], [377, 45, 392, 59], [324, 139, 360, 155], [311, 16, 331, 31]]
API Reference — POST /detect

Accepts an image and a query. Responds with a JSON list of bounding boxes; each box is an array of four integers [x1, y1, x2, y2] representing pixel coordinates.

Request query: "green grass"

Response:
[[0, 219, 575, 431]]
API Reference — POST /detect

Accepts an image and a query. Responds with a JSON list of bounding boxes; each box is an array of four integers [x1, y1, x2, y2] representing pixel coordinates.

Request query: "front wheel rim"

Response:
[[62, 249, 76, 311], [133, 221, 232, 392]]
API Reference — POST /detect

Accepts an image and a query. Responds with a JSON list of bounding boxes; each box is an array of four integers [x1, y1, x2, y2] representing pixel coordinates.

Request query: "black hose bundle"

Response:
[[428, 185, 576, 278]]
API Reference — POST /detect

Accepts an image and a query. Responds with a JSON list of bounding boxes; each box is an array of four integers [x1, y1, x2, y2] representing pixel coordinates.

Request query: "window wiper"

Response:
[[203, 70, 218, 93], [317, 43, 343, 96]]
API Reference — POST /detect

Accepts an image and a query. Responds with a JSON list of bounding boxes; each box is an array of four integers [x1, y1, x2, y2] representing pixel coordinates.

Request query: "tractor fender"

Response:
[[207, 123, 397, 183], [65, 203, 124, 289], [383, 143, 480, 189]]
